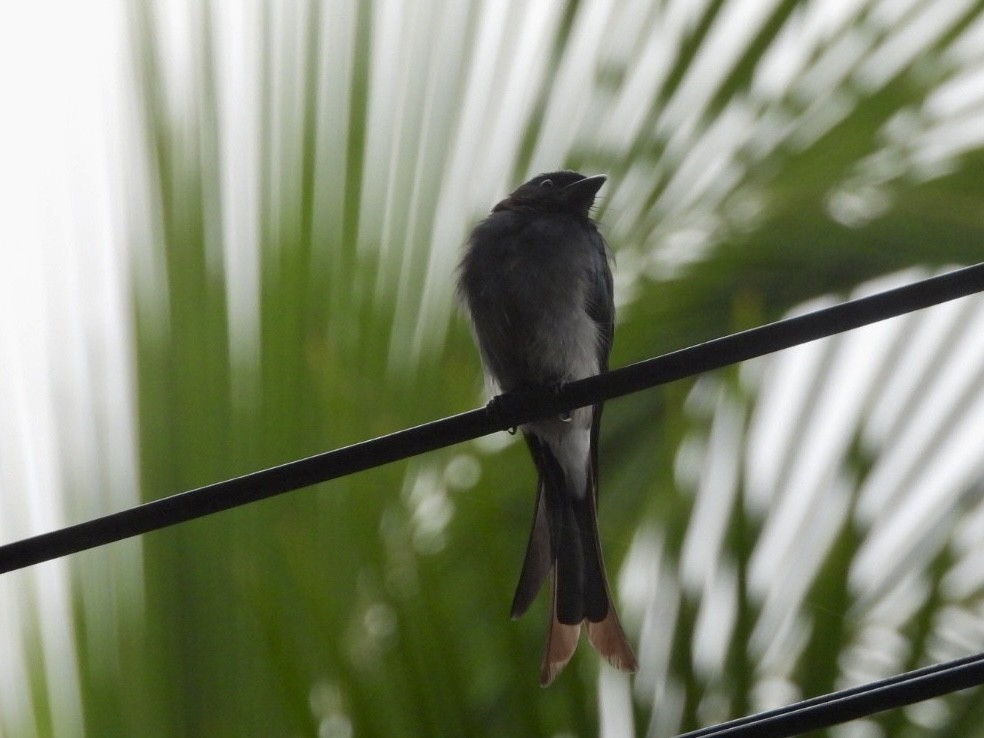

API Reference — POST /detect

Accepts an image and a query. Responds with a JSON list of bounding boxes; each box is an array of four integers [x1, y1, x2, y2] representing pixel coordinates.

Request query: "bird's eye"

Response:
[[540, 179, 554, 188]]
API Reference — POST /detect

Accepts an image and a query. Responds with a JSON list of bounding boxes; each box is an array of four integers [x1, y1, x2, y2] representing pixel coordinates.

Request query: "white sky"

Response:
[[0, 3, 138, 735]]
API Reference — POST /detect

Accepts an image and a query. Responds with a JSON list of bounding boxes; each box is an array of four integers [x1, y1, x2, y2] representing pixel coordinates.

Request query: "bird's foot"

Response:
[[537, 382, 574, 422], [486, 382, 570, 430]]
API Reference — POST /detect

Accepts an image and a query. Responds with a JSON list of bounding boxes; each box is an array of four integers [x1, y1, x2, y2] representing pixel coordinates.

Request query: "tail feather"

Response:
[[540, 619, 580, 687], [540, 579, 581, 687], [554, 499, 585, 623], [511, 434, 560, 618], [571, 464, 637, 674], [518, 427, 637, 684], [587, 609, 638, 673], [510, 486, 551, 619], [569, 482, 610, 622]]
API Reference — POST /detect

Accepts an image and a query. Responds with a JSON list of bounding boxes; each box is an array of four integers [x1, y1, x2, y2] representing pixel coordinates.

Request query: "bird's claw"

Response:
[[486, 382, 571, 429]]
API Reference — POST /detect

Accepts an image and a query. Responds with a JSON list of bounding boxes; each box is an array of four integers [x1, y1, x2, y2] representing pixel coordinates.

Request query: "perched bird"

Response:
[[457, 170, 637, 686]]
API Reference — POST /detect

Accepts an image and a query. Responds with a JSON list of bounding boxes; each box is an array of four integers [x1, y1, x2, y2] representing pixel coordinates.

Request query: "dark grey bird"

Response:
[[457, 170, 637, 686]]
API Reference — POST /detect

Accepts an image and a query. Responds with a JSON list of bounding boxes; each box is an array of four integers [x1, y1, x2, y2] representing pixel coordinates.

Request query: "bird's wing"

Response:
[[585, 227, 615, 497]]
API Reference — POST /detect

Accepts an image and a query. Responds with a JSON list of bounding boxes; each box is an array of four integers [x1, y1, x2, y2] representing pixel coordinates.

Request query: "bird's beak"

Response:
[[563, 174, 606, 210], [566, 174, 606, 194]]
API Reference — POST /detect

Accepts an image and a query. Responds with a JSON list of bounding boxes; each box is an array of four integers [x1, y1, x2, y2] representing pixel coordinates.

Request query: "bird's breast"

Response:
[[466, 216, 603, 389]]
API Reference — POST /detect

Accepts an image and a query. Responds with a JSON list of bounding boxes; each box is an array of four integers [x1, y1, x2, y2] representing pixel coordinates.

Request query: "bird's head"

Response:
[[493, 171, 606, 217]]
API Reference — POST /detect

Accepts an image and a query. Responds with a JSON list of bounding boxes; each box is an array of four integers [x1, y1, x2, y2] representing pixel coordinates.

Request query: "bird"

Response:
[[457, 170, 637, 686]]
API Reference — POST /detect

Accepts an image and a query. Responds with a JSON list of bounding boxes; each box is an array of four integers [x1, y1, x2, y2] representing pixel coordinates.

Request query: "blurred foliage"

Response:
[[10, 0, 984, 736]]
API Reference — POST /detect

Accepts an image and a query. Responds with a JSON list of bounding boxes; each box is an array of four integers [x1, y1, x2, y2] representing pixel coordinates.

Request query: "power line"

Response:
[[2, 262, 984, 574], [675, 651, 984, 737]]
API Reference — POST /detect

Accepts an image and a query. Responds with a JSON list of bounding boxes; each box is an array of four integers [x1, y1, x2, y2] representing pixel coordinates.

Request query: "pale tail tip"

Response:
[[603, 651, 639, 674], [587, 613, 638, 674], [540, 621, 580, 687]]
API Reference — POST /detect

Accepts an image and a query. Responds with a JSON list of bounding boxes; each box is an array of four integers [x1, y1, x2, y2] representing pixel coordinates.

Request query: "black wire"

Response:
[[2, 261, 984, 574], [675, 651, 984, 737]]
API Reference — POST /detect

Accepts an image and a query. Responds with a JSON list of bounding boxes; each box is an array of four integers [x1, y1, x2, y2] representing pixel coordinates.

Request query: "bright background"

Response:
[[3, 0, 984, 736]]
